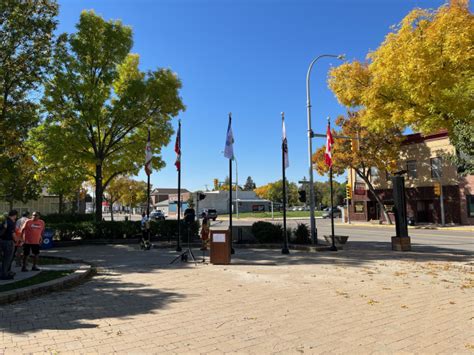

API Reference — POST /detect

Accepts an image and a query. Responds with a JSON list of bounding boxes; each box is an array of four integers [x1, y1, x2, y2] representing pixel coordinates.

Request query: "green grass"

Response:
[[0, 270, 74, 293], [222, 210, 323, 219]]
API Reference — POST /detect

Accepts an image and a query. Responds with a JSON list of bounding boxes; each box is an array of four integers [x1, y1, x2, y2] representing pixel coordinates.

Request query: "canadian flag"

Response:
[[325, 122, 334, 167]]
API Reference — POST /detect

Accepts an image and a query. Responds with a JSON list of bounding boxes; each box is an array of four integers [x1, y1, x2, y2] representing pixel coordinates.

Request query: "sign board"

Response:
[[213, 233, 226, 243]]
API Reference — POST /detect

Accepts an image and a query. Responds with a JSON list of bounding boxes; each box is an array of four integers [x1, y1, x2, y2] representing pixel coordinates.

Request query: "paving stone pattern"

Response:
[[0, 245, 473, 354]]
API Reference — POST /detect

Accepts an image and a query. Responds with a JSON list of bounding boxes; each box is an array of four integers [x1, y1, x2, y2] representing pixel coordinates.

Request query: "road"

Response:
[[214, 218, 474, 254], [103, 213, 473, 254]]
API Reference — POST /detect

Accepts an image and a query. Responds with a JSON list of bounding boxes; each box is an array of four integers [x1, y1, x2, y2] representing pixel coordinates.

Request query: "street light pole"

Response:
[[306, 54, 344, 245]]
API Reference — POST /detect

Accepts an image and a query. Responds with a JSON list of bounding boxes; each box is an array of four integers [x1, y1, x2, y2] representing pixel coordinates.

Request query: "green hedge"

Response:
[[43, 213, 95, 224], [47, 220, 200, 241], [251, 221, 283, 243]]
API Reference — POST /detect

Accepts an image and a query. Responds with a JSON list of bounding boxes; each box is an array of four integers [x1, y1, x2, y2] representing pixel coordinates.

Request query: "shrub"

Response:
[[251, 221, 283, 243], [291, 223, 311, 244], [47, 219, 200, 241]]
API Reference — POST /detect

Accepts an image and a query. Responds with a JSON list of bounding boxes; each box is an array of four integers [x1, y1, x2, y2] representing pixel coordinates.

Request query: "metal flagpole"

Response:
[[329, 165, 337, 251], [281, 112, 289, 254], [228, 116, 234, 254], [176, 120, 182, 252], [146, 129, 151, 245]]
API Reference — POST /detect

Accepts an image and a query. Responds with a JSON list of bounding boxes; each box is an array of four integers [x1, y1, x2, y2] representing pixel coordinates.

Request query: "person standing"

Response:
[[21, 211, 45, 272], [10, 211, 30, 269], [200, 213, 210, 251], [140, 211, 150, 250], [0, 210, 18, 280]]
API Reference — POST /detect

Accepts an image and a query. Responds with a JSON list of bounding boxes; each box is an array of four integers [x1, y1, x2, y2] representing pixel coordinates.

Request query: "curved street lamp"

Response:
[[306, 54, 345, 244]]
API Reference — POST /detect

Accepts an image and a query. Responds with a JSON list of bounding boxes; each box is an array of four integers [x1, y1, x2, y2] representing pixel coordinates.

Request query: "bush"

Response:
[[43, 213, 95, 224], [48, 219, 200, 241], [251, 221, 283, 243], [291, 223, 311, 244]]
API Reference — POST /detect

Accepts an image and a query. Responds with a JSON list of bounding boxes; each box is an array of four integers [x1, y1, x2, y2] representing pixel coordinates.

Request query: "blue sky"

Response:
[[57, 0, 446, 191]]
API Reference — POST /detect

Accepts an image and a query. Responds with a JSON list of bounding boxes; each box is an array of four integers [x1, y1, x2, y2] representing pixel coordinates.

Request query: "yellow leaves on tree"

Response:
[[328, 1, 473, 135]]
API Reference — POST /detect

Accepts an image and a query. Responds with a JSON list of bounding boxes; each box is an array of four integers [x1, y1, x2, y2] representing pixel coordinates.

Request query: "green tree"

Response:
[[243, 176, 256, 191], [29, 124, 87, 213], [0, 0, 58, 204], [256, 180, 298, 205], [40, 11, 185, 221], [328, 0, 473, 173]]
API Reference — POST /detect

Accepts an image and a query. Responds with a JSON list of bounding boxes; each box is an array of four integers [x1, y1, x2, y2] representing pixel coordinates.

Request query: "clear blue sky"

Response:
[[57, 0, 446, 191]]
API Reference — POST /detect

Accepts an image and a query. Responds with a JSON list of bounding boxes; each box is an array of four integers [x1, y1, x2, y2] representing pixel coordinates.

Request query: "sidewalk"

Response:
[[0, 244, 472, 354]]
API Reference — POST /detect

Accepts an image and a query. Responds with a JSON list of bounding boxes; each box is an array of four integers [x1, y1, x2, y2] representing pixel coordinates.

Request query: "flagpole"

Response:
[[281, 112, 289, 255], [228, 113, 235, 254], [146, 129, 151, 244], [328, 118, 337, 251], [176, 120, 182, 252]]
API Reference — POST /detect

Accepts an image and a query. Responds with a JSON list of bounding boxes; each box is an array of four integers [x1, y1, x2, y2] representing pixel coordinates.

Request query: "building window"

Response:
[[467, 196, 474, 218], [406, 160, 417, 179], [354, 201, 365, 213], [431, 157, 442, 178]]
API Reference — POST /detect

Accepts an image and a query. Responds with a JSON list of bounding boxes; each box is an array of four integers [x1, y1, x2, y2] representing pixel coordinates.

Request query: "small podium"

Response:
[[210, 229, 231, 265]]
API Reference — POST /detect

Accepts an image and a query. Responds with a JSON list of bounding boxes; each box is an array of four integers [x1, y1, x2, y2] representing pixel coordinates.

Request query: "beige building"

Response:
[[0, 193, 60, 216], [347, 131, 473, 225]]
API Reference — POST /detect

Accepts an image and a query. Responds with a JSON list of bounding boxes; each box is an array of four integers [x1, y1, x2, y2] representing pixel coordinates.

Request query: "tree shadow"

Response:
[[0, 272, 185, 334], [231, 241, 471, 268]]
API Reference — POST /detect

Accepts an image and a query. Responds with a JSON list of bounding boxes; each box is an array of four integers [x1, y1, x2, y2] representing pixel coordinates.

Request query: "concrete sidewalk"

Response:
[[0, 244, 473, 354]]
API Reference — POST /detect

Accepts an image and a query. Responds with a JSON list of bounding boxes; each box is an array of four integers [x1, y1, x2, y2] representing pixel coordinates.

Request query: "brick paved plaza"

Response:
[[1, 244, 473, 354]]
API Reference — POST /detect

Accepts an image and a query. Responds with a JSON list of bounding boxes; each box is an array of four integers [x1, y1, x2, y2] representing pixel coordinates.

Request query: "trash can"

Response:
[[41, 228, 54, 250], [210, 229, 231, 265]]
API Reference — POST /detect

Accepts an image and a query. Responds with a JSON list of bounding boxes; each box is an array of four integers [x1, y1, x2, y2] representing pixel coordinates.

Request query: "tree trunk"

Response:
[[95, 164, 103, 221], [59, 194, 64, 214], [8, 200, 13, 211], [356, 170, 393, 224]]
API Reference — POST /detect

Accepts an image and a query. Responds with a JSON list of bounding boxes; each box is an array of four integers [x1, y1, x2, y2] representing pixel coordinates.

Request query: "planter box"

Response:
[[391, 236, 411, 251], [323, 235, 349, 249]]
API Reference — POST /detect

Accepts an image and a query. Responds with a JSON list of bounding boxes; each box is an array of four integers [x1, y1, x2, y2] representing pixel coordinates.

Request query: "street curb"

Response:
[[0, 262, 96, 305], [335, 222, 473, 232]]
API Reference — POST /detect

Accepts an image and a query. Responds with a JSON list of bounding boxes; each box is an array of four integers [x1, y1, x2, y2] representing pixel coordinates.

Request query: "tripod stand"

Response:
[[170, 223, 197, 265]]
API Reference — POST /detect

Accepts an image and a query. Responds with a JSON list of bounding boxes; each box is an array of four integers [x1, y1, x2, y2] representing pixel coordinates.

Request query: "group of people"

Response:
[[0, 210, 45, 280]]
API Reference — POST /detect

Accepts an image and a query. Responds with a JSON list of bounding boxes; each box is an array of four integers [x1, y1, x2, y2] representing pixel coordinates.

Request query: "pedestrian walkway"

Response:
[[0, 244, 472, 354]]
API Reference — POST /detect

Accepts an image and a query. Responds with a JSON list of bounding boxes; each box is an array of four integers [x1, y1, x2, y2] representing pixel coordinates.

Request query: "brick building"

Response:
[[347, 131, 474, 225]]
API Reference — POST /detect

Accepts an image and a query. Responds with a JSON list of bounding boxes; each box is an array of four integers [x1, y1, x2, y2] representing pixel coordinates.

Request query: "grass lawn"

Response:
[[221, 210, 323, 219], [0, 270, 74, 293]]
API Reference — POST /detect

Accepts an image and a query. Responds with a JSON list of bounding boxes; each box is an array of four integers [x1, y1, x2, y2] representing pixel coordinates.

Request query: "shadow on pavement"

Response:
[[0, 273, 184, 334]]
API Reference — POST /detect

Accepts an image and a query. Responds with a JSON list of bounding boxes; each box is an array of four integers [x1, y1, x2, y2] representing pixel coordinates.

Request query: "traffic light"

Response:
[[433, 183, 441, 197], [350, 139, 359, 152], [298, 190, 306, 203], [346, 185, 352, 200], [198, 193, 206, 200]]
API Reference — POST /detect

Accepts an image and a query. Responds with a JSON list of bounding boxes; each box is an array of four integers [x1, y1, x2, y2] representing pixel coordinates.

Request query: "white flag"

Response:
[[282, 116, 289, 169], [224, 115, 234, 159]]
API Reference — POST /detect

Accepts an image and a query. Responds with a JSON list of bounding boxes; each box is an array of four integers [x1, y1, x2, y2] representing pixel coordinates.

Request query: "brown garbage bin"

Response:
[[210, 229, 231, 265]]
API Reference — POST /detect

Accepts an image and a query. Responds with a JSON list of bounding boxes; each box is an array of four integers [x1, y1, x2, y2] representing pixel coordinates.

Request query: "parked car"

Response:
[[322, 207, 342, 219], [202, 208, 218, 221], [149, 210, 166, 221]]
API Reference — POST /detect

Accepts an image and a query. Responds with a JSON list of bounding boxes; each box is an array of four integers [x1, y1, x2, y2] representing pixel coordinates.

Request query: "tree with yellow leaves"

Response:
[[329, 0, 473, 173], [313, 114, 403, 224]]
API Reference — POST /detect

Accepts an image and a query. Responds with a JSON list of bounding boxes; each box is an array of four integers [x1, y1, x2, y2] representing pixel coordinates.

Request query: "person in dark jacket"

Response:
[[0, 210, 18, 280]]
